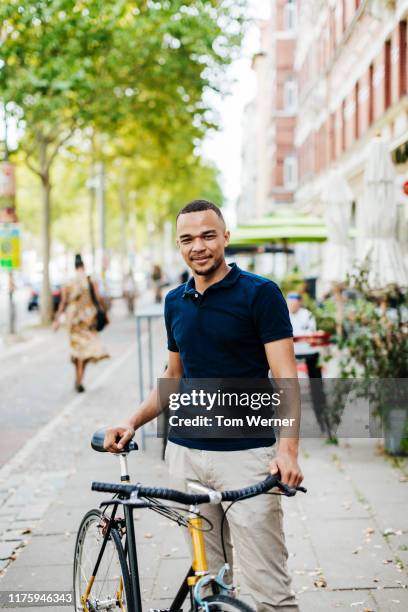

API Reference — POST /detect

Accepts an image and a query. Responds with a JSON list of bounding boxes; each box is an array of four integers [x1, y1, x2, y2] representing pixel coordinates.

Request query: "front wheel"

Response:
[[197, 594, 254, 612], [73, 509, 132, 611]]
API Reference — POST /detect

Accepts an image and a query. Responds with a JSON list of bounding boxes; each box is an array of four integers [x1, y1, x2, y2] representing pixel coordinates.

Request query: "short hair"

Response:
[[176, 199, 225, 225]]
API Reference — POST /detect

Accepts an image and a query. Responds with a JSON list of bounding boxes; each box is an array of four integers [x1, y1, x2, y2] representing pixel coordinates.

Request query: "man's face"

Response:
[[287, 297, 301, 314], [176, 210, 230, 276]]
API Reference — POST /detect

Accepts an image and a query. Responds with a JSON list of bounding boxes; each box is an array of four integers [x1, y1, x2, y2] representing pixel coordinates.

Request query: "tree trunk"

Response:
[[39, 139, 52, 325], [89, 168, 96, 274], [119, 169, 128, 281]]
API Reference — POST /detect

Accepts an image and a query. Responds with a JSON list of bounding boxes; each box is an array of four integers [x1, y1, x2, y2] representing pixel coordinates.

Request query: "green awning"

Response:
[[230, 224, 328, 245]]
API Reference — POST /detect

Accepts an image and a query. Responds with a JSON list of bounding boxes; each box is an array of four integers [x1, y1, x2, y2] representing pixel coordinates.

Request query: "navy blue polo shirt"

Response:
[[164, 263, 293, 450]]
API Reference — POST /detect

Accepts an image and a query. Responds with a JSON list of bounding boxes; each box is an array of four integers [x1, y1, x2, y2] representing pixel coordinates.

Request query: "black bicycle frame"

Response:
[[95, 501, 197, 612], [124, 504, 143, 612]]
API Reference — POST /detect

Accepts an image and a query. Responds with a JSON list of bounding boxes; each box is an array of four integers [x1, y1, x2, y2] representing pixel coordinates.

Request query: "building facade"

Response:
[[295, 0, 408, 213], [238, 1, 298, 222]]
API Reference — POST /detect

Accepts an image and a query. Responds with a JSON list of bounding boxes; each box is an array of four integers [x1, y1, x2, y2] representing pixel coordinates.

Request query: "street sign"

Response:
[[0, 223, 21, 269], [0, 162, 16, 198]]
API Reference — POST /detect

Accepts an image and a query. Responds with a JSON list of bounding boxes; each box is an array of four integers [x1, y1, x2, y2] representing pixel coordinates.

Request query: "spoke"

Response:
[[96, 544, 117, 600]]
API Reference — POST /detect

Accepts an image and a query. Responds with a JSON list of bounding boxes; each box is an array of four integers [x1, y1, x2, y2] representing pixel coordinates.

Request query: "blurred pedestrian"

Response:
[[287, 292, 327, 431], [123, 269, 137, 315], [151, 263, 163, 303], [53, 254, 110, 393]]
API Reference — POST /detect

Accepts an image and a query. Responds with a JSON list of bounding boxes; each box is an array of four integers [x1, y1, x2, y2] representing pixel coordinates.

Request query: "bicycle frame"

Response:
[[81, 451, 219, 612]]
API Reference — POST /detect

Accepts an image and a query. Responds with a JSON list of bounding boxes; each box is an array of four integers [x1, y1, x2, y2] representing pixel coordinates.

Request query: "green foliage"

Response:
[[334, 263, 408, 453], [279, 268, 305, 296], [0, 0, 245, 250], [1, 0, 245, 158], [339, 264, 408, 381]]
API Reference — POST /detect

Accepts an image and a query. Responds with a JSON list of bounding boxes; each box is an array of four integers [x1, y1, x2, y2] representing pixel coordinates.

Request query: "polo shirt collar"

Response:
[[183, 262, 241, 297]]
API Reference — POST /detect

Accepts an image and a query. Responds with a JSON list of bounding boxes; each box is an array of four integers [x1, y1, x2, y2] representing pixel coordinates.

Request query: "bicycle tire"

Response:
[[195, 594, 254, 612], [73, 509, 132, 611]]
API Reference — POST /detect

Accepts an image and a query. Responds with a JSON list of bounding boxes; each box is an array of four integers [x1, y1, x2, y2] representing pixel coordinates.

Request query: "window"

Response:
[[384, 39, 392, 110], [284, 0, 297, 31], [284, 155, 297, 188], [399, 21, 407, 98], [284, 77, 297, 111], [368, 63, 374, 125]]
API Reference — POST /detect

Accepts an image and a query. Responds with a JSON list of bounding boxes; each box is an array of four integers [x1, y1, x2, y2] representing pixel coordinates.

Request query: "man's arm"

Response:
[[104, 350, 183, 453], [264, 338, 303, 488]]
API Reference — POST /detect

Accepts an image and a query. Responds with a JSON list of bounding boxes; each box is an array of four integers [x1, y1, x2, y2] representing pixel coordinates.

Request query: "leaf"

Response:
[[313, 576, 327, 588]]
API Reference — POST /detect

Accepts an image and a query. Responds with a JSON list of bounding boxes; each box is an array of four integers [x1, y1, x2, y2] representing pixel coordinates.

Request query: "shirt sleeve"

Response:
[[253, 282, 293, 344], [164, 296, 179, 352]]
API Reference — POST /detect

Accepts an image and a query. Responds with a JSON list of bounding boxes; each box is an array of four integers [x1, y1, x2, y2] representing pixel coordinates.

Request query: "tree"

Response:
[[0, 0, 244, 322]]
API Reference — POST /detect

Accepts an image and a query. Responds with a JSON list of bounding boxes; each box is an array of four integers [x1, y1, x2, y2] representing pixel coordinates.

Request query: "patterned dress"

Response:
[[65, 275, 110, 364]]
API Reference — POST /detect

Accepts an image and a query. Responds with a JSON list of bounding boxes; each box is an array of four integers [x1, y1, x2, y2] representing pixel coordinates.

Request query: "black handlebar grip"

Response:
[[221, 473, 279, 502], [91, 481, 134, 496], [137, 486, 210, 505]]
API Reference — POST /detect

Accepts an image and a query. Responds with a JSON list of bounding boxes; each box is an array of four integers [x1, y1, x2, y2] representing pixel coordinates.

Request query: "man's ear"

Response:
[[224, 230, 230, 247], [176, 239, 180, 249]]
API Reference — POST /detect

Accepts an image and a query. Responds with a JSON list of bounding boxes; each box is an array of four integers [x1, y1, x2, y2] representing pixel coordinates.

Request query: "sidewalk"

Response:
[[0, 314, 407, 610]]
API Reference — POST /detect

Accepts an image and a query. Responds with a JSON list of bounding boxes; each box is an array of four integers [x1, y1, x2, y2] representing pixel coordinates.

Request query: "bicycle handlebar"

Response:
[[91, 474, 305, 505]]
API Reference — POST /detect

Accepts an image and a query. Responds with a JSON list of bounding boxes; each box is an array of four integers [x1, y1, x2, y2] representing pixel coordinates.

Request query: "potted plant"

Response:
[[337, 264, 408, 455]]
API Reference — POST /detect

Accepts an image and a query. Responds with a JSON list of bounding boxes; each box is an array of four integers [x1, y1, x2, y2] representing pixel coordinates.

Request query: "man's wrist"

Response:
[[127, 414, 141, 431], [277, 438, 299, 457]]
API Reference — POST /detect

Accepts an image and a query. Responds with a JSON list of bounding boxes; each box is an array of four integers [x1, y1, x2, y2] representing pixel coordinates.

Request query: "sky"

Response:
[[202, 1, 271, 218]]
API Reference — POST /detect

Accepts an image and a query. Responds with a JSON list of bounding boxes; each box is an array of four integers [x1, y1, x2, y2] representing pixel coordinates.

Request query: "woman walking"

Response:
[[54, 254, 110, 392]]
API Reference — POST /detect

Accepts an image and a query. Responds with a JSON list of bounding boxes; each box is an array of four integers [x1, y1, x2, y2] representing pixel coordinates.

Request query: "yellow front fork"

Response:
[[81, 574, 124, 611], [116, 576, 125, 611], [81, 575, 95, 611], [187, 515, 208, 587]]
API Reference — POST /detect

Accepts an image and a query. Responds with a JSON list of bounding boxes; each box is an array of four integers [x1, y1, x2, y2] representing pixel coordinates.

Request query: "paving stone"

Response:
[[9, 535, 75, 567], [297, 588, 378, 612], [0, 531, 26, 542], [0, 564, 72, 590], [307, 517, 405, 590], [15, 505, 50, 522], [0, 542, 21, 561], [371, 587, 408, 610]]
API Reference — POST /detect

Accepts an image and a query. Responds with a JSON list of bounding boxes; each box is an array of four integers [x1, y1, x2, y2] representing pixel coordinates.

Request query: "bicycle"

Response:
[[73, 429, 306, 612]]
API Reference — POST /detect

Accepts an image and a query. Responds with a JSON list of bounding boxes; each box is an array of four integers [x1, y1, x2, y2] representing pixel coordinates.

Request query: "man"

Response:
[[287, 292, 327, 432], [286, 292, 320, 377], [105, 200, 303, 611]]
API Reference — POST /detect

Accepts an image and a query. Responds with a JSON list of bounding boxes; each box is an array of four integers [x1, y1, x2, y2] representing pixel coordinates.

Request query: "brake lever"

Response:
[[276, 480, 307, 496]]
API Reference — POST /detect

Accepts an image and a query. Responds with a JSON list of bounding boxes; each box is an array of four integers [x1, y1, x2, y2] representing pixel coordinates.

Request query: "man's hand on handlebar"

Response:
[[103, 426, 135, 453], [270, 452, 303, 489]]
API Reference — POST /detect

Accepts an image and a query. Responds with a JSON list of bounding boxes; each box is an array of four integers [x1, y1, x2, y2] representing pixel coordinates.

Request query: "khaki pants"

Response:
[[165, 442, 299, 612]]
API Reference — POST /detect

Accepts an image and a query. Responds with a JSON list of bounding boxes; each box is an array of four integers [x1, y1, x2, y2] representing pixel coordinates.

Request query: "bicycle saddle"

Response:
[[91, 428, 139, 453]]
